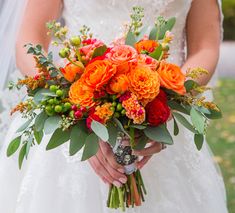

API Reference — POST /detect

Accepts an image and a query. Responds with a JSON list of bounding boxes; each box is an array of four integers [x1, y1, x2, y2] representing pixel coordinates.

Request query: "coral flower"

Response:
[[157, 62, 186, 95], [137, 54, 159, 71], [135, 39, 158, 54], [106, 45, 138, 74], [128, 65, 160, 106], [60, 62, 84, 82], [82, 60, 117, 91], [94, 103, 114, 123], [107, 74, 129, 94], [69, 79, 95, 107]]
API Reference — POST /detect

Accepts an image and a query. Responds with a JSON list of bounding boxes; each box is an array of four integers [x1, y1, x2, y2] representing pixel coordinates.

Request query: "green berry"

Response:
[[54, 105, 63, 113], [116, 103, 123, 111], [114, 112, 120, 118], [69, 110, 75, 118], [112, 102, 117, 107], [45, 105, 53, 112], [56, 89, 63, 97], [59, 48, 70, 58], [121, 109, 126, 115], [70, 36, 81, 46], [48, 99, 54, 105], [110, 106, 115, 112], [111, 95, 117, 101], [41, 100, 47, 105], [64, 102, 72, 110], [49, 85, 58, 92]]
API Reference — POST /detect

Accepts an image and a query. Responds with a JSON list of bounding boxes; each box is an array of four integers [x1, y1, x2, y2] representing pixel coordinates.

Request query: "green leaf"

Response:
[[16, 118, 34, 133], [34, 129, 43, 145], [149, 26, 157, 40], [44, 116, 62, 135], [81, 133, 99, 161], [144, 124, 173, 145], [190, 107, 205, 134], [35, 111, 48, 132], [125, 31, 137, 47], [92, 45, 107, 58], [34, 88, 51, 104], [204, 108, 222, 120], [133, 135, 148, 150], [136, 26, 148, 41], [194, 134, 204, 150], [184, 80, 199, 93], [149, 45, 163, 60], [7, 136, 21, 157], [173, 118, 179, 136], [129, 124, 147, 130], [158, 17, 176, 40], [91, 120, 109, 142], [46, 128, 70, 150], [195, 106, 211, 115], [26, 136, 33, 159], [167, 100, 190, 115], [107, 122, 119, 147], [113, 118, 131, 138], [69, 121, 88, 156], [173, 112, 198, 133], [18, 143, 27, 169]]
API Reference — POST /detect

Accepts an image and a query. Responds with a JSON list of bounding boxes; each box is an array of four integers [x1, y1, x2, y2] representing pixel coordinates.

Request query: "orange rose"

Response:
[[128, 65, 160, 106], [106, 45, 137, 74], [135, 40, 158, 54], [157, 62, 186, 95], [137, 54, 159, 71], [107, 74, 129, 94], [69, 79, 95, 107], [60, 62, 84, 82], [82, 60, 116, 91]]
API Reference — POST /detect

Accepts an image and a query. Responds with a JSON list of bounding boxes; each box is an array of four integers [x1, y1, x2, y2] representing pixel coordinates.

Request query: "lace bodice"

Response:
[[62, 0, 193, 66]]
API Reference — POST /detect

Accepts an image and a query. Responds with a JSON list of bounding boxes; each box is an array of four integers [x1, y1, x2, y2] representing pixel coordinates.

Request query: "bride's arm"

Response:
[[182, 0, 221, 85], [16, 0, 62, 76]]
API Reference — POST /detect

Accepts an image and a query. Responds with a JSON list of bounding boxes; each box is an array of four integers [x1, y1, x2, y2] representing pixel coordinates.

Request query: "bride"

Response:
[[0, 0, 228, 212]]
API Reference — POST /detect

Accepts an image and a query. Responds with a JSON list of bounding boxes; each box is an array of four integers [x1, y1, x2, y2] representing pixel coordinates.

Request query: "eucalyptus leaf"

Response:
[[167, 100, 190, 115], [149, 26, 157, 40], [144, 125, 173, 145], [34, 129, 43, 145], [92, 45, 107, 58], [44, 116, 62, 135], [173, 112, 198, 133], [18, 143, 27, 169], [81, 133, 99, 161], [173, 118, 179, 136], [26, 136, 33, 159], [133, 135, 148, 150], [46, 128, 70, 150], [125, 31, 137, 47], [69, 121, 88, 156], [16, 118, 34, 133], [34, 88, 51, 104], [107, 122, 119, 147], [91, 120, 109, 142], [190, 107, 205, 134], [158, 17, 176, 40], [129, 124, 147, 130], [149, 45, 163, 60], [204, 108, 222, 120], [7, 136, 21, 157], [113, 118, 131, 138], [194, 134, 204, 150], [35, 111, 48, 132], [136, 26, 148, 41], [184, 80, 199, 93]]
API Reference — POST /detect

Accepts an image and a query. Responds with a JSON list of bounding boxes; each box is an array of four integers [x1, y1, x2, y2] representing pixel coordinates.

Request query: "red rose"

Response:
[[145, 90, 170, 126]]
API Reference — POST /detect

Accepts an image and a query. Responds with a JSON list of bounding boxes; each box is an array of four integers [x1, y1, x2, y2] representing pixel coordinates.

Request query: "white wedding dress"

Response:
[[0, 0, 228, 213]]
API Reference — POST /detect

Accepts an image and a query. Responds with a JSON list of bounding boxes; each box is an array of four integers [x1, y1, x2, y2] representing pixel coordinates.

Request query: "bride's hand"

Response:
[[133, 141, 166, 170], [88, 141, 127, 187]]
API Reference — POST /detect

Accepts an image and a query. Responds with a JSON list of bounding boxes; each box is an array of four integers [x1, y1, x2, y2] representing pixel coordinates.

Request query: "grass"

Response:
[[207, 78, 235, 213]]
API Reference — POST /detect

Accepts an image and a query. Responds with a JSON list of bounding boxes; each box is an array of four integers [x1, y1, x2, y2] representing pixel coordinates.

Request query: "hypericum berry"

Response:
[[70, 36, 81, 46], [114, 112, 120, 118], [74, 110, 83, 119], [116, 103, 123, 111], [59, 47, 70, 58], [45, 105, 53, 112], [49, 85, 58, 92], [56, 89, 63, 97], [121, 109, 126, 115], [71, 105, 78, 111], [64, 102, 71, 110], [80, 106, 87, 112], [48, 99, 55, 105], [54, 105, 63, 113], [69, 110, 75, 118], [112, 102, 117, 107], [111, 95, 117, 101], [110, 106, 115, 112]]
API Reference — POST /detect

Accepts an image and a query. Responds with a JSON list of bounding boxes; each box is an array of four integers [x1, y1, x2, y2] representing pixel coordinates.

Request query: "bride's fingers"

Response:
[[88, 155, 122, 187], [132, 142, 162, 156], [137, 155, 152, 170], [96, 149, 127, 184], [99, 141, 125, 173]]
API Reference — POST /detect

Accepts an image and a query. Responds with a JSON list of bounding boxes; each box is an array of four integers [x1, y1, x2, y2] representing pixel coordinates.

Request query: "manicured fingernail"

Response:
[[118, 168, 125, 173], [113, 181, 122, 187], [119, 177, 127, 183]]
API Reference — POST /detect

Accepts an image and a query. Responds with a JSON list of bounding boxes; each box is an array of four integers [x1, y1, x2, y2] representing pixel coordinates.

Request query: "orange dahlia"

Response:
[[135, 40, 158, 54], [128, 64, 160, 106], [107, 73, 129, 94], [69, 79, 95, 107], [157, 62, 186, 95], [81, 60, 116, 91]]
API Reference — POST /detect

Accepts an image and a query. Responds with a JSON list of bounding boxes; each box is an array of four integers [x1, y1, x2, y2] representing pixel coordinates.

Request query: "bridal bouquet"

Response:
[[8, 7, 222, 211]]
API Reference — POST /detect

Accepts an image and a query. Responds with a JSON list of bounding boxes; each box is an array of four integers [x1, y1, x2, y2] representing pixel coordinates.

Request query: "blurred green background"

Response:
[[206, 1, 235, 213]]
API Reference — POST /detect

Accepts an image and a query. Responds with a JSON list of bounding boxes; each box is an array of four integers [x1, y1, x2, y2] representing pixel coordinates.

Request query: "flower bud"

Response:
[[59, 47, 70, 58], [70, 36, 81, 46]]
